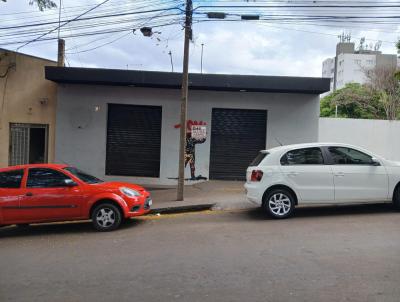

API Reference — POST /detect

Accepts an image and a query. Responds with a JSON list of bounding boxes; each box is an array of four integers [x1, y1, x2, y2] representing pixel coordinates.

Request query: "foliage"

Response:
[[397, 40, 400, 55], [1, 0, 57, 11], [364, 66, 400, 120], [320, 83, 386, 119], [396, 40, 400, 80]]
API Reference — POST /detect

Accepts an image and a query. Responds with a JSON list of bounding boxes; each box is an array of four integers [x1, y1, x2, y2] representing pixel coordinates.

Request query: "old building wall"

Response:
[[0, 50, 57, 166]]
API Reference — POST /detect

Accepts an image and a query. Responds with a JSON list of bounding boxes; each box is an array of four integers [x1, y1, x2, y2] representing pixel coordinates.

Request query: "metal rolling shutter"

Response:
[[106, 104, 162, 177], [210, 108, 267, 180]]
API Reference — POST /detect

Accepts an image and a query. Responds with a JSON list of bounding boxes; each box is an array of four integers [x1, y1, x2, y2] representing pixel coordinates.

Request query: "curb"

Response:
[[148, 203, 215, 215]]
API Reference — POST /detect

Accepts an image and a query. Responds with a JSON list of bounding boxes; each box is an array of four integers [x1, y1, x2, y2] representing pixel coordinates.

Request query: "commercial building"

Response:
[[46, 66, 329, 185], [322, 41, 398, 93], [0, 49, 57, 167]]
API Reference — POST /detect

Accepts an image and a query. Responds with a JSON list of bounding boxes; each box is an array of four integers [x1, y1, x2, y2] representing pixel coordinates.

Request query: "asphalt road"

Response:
[[0, 204, 399, 302]]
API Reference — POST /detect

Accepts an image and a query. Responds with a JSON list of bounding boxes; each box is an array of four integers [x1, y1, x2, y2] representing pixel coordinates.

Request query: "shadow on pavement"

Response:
[[0, 218, 145, 238], [245, 203, 397, 220]]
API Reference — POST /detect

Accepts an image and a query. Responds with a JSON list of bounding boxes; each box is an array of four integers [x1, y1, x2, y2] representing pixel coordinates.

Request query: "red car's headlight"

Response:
[[120, 187, 141, 197]]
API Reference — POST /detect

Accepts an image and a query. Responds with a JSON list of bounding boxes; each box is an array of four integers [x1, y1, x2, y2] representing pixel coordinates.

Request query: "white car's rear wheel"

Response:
[[393, 186, 400, 211], [263, 189, 295, 219]]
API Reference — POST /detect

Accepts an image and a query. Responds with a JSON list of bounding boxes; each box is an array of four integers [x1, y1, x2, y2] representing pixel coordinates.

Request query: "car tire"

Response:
[[91, 203, 122, 232], [393, 187, 400, 211], [263, 189, 295, 219]]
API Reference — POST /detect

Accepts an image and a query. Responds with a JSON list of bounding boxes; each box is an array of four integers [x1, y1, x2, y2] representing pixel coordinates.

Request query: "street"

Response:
[[1, 204, 399, 302]]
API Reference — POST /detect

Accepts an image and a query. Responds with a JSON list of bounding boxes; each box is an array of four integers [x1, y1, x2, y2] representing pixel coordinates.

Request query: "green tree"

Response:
[[1, 0, 57, 11], [320, 83, 386, 119], [396, 40, 400, 80], [365, 66, 400, 120]]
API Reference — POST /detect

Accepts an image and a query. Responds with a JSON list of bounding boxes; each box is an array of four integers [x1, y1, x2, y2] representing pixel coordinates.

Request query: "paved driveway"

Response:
[[1, 204, 399, 302]]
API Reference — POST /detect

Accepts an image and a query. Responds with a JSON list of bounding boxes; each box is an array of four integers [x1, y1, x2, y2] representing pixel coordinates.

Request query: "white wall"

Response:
[[319, 118, 400, 161], [56, 84, 320, 185]]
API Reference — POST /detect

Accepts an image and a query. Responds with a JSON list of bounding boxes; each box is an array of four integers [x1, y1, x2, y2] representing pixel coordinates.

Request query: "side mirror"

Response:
[[371, 158, 381, 166], [63, 179, 78, 187]]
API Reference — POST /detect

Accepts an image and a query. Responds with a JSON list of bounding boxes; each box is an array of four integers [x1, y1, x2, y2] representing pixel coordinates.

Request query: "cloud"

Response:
[[1, 0, 399, 78]]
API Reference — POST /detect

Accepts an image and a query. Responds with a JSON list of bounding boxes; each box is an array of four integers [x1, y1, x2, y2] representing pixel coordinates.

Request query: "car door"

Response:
[[19, 168, 83, 221], [326, 146, 389, 202], [0, 169, 25, 224], [279, 147, 334, 203]]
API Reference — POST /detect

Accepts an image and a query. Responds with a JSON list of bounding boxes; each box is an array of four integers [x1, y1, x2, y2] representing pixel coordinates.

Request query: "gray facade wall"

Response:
[[56, 84, 320, 185], [376, 54, 398, 69]]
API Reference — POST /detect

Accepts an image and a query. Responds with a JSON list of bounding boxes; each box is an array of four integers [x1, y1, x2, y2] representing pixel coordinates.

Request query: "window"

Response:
[[328, 147, 373, 165], [250, 152, 269, 166], [27, 168, 72, 188], [0, 170, 24, 188], [354, 59, 361, 65], [64, 167, 103, 184], [281, 148, 324, 165]]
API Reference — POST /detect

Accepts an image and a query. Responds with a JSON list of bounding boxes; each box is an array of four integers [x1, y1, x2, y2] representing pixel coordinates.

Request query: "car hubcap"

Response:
[[96, 208, 115, 227], [269, 193, 291, 216]]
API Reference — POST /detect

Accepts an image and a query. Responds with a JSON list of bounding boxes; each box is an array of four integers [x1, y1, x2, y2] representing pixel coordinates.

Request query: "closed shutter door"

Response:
[[106, 104, 162, 177], [210, 108, 267, 180]]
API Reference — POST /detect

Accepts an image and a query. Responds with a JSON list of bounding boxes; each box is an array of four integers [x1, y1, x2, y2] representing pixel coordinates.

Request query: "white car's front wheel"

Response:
[[263, 189, 295, 219]]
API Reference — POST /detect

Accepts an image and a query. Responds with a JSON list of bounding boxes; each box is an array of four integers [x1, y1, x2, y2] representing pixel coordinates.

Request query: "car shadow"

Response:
[[0, 218, 145, 239], [245, 203, 397, 221]]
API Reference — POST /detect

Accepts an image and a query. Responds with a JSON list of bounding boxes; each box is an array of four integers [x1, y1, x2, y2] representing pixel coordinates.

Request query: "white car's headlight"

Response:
[[120, 187, 141, 197]]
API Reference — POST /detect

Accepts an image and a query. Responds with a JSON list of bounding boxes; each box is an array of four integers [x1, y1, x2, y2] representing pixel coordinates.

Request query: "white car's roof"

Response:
[[263, 142, 369, 154]]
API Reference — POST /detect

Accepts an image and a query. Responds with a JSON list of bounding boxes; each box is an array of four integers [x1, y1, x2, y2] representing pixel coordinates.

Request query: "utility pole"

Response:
[[57, 39, 65, 67], [201, 43, 204, 74], [168, 50, 174, 72], [177, 0, 193, 201], [57, 0, 65, 67]]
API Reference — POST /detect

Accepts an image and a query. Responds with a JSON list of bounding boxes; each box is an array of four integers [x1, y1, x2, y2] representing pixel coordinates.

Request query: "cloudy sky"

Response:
[[1, 0, 399, 77]]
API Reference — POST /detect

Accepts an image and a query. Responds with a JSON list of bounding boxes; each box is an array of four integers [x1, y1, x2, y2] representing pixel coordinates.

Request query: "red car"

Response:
[[0, 164, 152, 231]]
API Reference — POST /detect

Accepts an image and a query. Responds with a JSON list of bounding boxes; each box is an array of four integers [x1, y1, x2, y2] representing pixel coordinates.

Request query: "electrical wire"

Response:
[[16, 0, 113, 51], [1, 0, 398, 54]]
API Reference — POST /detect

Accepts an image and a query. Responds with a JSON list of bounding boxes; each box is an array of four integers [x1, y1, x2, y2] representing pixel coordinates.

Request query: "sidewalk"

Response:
[[145, 180, 256, 214]]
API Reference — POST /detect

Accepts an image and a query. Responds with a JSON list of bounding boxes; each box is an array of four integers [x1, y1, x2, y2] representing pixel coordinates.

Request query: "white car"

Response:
[[245, 143, 400, 219]]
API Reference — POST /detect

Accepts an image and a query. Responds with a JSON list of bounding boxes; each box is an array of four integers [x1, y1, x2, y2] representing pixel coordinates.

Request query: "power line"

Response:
[[65, 7, 182, 55], [193, 19, 398, 44], [0, 6, 183, 30], [0, 19, 184, 47], [0, 14, 183, 46], [16, 0, 113, 51]]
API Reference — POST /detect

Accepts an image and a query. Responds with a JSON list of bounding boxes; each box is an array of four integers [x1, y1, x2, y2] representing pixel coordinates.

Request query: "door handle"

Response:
[[287, 172, 299, 177], [334, 172, 345, 177], [26, 192, 33, 197]]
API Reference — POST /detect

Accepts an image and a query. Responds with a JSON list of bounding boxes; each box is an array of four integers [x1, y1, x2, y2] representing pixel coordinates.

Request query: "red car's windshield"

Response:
[[64, 167, 103, 184]]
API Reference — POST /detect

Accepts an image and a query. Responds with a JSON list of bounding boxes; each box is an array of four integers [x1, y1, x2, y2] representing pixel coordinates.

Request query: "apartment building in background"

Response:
[[322, 40, 398, 94]]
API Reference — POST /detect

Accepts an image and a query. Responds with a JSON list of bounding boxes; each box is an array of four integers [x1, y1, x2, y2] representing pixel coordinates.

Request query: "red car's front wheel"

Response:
[[91, 203, 122, 231]]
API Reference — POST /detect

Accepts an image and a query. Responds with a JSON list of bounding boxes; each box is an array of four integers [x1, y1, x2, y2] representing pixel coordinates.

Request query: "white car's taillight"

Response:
[[250, 170, 263, 182]]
